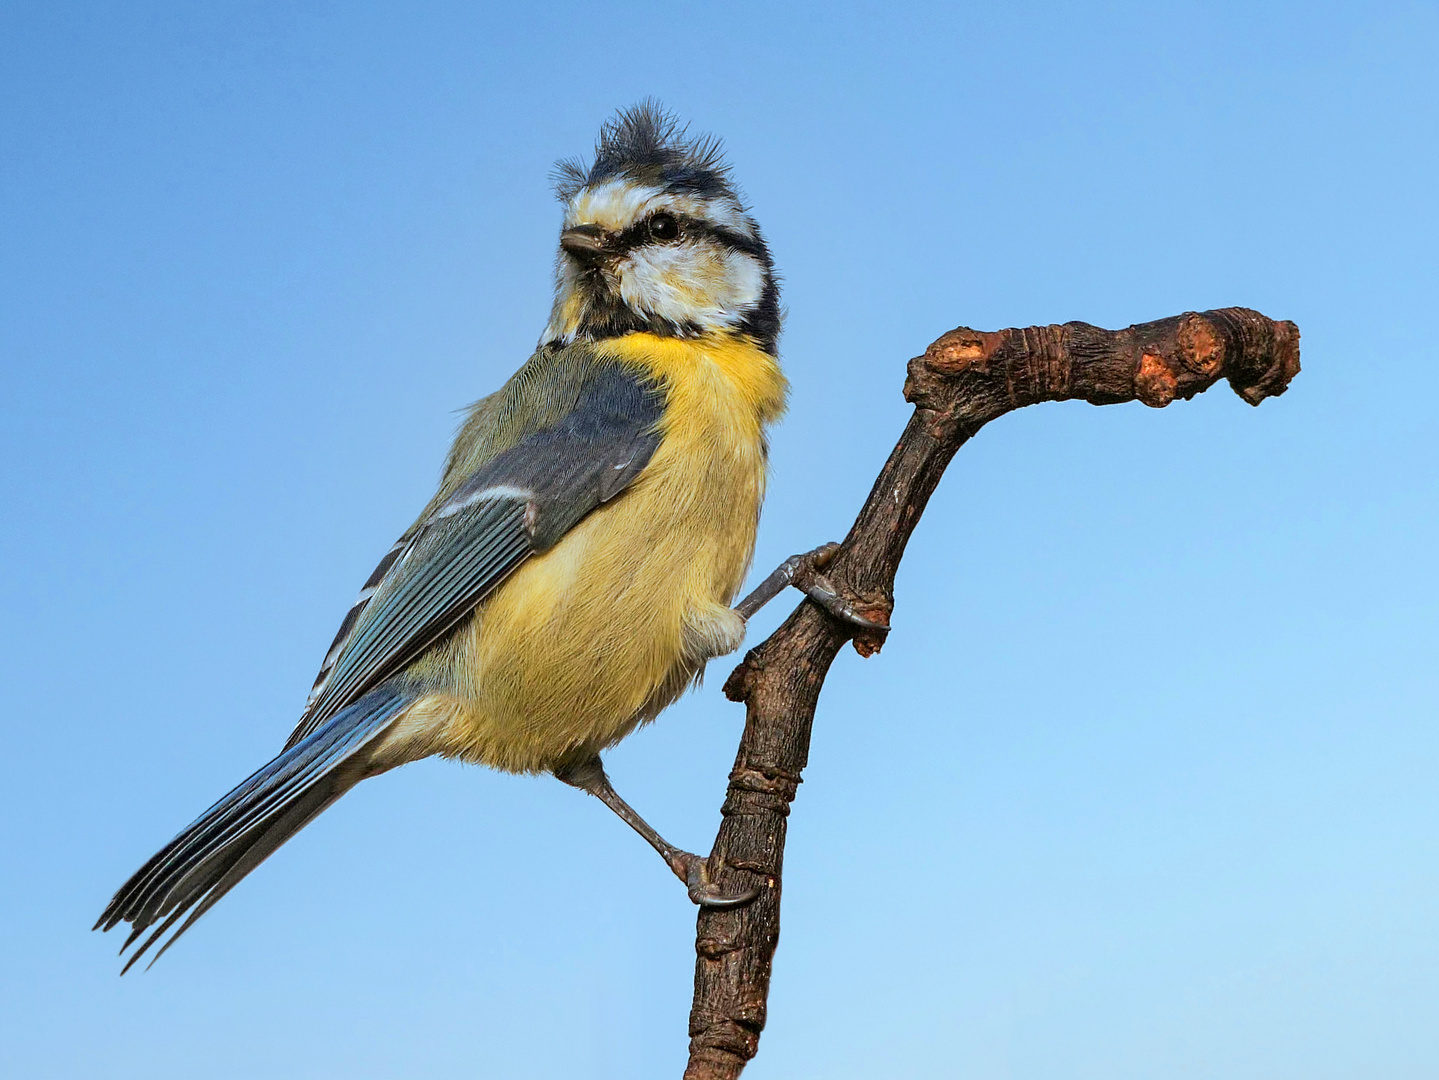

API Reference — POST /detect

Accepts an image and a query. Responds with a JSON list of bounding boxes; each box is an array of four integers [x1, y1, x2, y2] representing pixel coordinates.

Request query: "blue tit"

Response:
[[97, 102, 817, 972]]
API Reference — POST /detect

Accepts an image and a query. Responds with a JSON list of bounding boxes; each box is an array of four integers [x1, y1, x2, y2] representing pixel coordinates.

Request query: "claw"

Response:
[[801, 573, 889, 630], [671, 851, 760, 909]]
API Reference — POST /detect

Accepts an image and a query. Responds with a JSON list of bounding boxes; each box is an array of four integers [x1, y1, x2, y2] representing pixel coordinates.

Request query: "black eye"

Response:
[[648, 212, 679, 241]]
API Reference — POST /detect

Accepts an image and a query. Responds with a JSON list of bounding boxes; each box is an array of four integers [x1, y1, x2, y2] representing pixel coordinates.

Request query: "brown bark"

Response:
[[682, 308, 1301, 1079]]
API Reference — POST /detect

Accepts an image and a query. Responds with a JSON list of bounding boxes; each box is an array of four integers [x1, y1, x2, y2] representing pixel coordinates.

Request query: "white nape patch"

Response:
[[565, 178, 755, 239], [618, 241, 765, 332], [430, 485, 532, 521]]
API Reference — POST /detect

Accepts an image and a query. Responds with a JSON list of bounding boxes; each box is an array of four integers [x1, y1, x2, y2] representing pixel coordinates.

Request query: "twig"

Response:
[[682, 308, 1301, 1078]]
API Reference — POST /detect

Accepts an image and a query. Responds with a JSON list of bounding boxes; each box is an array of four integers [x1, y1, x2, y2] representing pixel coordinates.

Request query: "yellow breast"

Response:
[[433, 332, 786, 773]]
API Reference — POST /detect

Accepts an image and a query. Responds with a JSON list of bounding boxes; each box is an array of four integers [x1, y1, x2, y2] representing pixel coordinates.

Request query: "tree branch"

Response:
[[682, 308, 1301, 1079]]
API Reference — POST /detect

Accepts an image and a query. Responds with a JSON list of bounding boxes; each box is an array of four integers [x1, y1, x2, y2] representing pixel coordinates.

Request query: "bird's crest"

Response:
[[552, 100, 735, 202]]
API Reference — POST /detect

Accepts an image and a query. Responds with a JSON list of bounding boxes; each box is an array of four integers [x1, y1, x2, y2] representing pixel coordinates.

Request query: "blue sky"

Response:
[[2, 2, 1437, 1077]]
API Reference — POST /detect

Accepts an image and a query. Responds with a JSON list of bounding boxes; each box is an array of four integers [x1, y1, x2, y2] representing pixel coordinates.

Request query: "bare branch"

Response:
[[682, 308, 1301, 1079]]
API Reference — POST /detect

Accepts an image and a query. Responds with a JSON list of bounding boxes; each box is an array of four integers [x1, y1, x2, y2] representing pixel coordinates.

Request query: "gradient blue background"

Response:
[[3, 2, 1436, 1077]]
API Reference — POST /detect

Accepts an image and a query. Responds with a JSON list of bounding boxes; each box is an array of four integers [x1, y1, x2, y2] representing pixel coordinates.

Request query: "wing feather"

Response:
[[285, 357, 666, 749]]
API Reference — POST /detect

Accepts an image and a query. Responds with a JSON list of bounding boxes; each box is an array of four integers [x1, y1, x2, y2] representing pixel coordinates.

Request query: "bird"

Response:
[[96, 102, 862, 973]]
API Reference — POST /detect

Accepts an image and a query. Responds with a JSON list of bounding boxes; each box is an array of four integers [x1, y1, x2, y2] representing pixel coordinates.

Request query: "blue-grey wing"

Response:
[[285, 362, 665, 748]]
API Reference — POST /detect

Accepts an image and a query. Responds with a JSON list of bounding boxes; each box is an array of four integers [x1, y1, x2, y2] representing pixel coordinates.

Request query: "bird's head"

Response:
[[541, 102, 781, 355]]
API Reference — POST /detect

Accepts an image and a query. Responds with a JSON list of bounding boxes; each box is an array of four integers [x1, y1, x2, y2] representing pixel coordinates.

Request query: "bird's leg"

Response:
[[554, 754, 758, 909], [735, 542, 888, 630]]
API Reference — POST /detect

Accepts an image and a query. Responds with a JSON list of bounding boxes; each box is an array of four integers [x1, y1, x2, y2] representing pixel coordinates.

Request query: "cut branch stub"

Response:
[[684, 308, 1299, 1080]]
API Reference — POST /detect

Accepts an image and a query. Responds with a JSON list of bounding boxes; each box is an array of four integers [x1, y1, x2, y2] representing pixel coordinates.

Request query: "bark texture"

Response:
[[682, 308, 1301, 1079]]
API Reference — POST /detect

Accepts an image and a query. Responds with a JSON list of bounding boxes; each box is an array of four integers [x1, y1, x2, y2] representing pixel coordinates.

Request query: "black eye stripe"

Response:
[[706, 225, 765, 258], [613, 216, 672, 248], [613, 215, 763, 258]]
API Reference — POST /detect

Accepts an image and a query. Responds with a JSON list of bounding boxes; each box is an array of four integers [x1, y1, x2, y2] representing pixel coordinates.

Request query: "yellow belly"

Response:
[[425, 332, 786, 773]]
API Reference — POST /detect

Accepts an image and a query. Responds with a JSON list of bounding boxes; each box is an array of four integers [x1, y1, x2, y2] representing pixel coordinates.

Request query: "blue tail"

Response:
[[95, 682, 415, 972]]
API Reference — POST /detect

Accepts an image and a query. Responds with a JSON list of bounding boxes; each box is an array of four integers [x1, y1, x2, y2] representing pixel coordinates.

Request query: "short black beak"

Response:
[[560, 224, 608, 266]]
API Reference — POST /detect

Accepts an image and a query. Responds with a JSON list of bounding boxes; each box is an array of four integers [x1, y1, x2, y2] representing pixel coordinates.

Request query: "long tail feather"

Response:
[[96, 682, 415, 971]]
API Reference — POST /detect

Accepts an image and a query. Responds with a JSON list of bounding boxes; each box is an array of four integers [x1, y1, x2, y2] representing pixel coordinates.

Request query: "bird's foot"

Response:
[[735, 541, 890, 632], [667, 850, 760, 909]]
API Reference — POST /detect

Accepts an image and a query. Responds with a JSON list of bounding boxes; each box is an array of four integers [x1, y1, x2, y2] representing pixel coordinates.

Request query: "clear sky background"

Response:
[[2, 2, 1436, 1077]]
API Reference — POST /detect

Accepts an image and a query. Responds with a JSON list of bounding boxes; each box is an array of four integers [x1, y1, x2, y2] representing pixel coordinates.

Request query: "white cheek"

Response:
[[619, 243, 765, 330], [617, 245, 693, 319], [718, 248, 764, 311]]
